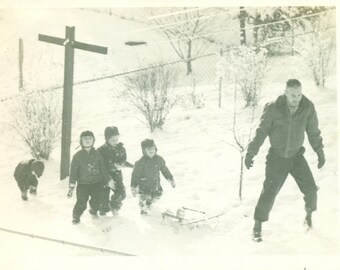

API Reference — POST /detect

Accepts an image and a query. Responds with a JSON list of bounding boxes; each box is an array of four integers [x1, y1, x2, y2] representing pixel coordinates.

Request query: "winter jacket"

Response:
[[97, 142, 128, 172], [69, 148, 111, 185], [248, 94, 323, 158], [131, 153, 173, 193], [14, 159, 37, 184], [98, 142, 129, 182]]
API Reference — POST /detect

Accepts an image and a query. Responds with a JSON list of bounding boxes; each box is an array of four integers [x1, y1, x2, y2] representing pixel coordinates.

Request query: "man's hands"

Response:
[[169, 179, 176, 188], [67, 183, 76, 198], [317, 150, 325, 169], [245, 153, 254, 170]]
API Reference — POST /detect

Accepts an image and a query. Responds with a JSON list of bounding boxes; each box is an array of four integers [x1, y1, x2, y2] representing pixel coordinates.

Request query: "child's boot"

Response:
[[29, 186, 37, 195], [21, 190, 28, 201], [89, 209, 99, 218]]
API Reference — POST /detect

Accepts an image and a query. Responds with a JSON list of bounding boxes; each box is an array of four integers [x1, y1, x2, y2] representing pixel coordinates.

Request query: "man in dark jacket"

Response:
[[131, 139, 175, 215], [67, 130, 113, 224], [14, 159, 45, 201], [245, 79, 325, 242], [98, 126, 133, 215]]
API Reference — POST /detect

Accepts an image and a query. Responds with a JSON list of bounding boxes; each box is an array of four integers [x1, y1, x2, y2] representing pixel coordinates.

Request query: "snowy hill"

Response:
[[0, 7, 338, 270]]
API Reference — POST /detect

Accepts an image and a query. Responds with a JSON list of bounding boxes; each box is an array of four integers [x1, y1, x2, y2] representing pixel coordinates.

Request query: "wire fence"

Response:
[[0, 8, 336, 102], [0, 7, 337, 255]]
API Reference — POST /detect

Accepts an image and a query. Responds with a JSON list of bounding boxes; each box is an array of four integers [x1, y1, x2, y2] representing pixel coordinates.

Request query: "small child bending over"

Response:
[[14, 159, 45, 201]]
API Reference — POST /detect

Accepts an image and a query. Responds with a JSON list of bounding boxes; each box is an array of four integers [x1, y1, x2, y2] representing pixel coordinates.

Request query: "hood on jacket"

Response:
[[141, 139, 157, 157], [79, 130, 95, 149]]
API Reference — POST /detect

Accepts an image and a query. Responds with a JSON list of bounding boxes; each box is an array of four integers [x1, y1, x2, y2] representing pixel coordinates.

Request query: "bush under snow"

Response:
[[12, 91, 61, 160]]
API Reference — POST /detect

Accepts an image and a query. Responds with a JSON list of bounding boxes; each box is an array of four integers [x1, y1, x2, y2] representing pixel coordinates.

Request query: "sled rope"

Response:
[[0, 226, 136, 256]]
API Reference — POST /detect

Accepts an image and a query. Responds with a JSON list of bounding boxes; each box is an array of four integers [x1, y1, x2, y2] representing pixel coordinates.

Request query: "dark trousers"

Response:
[[100, 172, 126, 213], [15, 177, 38, 192], [254, 147, 318, 222], [138, 189, 163, 211], [73, 182, 102, 218]]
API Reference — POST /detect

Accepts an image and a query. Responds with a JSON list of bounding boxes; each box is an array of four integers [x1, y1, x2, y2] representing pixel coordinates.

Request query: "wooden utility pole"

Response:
[[39, 26, 108, 180], [239, 7, 247, 45], [19, 38, 24, 91]]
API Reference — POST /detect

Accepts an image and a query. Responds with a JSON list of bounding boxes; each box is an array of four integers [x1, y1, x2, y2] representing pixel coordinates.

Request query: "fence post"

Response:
[[19, 38, 24, 91], [218, 49, 223, 108], [239, 7, 247, 45]]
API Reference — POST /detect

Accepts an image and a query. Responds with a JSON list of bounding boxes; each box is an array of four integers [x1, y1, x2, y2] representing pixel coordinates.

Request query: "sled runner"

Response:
[[162, 206, 224, 229]]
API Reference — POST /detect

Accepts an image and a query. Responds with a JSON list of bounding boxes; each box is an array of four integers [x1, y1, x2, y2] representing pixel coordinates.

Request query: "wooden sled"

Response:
[[162, 207, 224, 229]]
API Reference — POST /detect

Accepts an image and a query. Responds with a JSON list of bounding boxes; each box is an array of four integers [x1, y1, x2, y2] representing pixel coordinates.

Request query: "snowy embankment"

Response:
[[0, 7, 338, 266]]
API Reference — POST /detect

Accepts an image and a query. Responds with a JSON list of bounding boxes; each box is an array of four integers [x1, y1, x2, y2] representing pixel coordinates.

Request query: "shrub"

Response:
[[13, 91, 61, 160], [221, 46, 268, 107], [294, 26, 335, 86], [123, 65, 179, 132]]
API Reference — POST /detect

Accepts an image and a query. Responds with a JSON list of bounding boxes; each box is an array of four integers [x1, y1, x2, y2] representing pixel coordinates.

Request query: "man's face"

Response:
[[145, 146, 156, 158], [82, 136, 94, 148], [108, 135, 119, 146], [285, 86, 302, 107]]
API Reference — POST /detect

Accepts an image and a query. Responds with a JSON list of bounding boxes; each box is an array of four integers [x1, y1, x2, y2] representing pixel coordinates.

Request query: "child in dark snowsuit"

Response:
[[67, 130, 113, 224], [13, 159, 45, 201], [131, 139, 175, 215], [98, 126, 133, 215]]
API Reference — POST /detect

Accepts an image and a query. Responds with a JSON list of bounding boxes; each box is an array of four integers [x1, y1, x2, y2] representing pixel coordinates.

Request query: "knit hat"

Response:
[[141, 139, 156, 150], [31, 160, 45, 178], [105, 126, 120, 141]]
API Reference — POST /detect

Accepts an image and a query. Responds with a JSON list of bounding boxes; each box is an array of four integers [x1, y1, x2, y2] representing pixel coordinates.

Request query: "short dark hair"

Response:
[[286, 79, 301, 88]]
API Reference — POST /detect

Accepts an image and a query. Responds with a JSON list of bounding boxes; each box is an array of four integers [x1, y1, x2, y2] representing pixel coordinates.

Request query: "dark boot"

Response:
[[99, 202, 111, 216], [72, 216, 80, 224], [29, 186, 37, 195], [89, 209, 98, 218], [304, 210, 313, 230], [252, 219, 263, 242], [140, 209, 148, 215]]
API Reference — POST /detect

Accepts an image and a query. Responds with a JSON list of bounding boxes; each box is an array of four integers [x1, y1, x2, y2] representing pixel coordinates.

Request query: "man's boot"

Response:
[[304, 210, 313, 230], [72, 216, 80, 224], [252, 219, 263, 242]]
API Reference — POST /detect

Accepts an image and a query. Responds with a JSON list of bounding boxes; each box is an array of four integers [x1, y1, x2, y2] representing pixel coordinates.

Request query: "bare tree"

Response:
[[123, 65, 179, 132], [147, 8, 217, 75], [207, 86, 258, 201], [231, 87, 257, 200]]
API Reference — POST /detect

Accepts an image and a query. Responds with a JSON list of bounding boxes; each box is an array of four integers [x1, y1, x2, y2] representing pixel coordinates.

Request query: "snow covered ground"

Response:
[[0, 7, 338, 270]]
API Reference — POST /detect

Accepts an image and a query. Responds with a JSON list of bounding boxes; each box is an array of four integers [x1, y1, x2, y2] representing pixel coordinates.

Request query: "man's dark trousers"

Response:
[[254, 147, 318, 222]]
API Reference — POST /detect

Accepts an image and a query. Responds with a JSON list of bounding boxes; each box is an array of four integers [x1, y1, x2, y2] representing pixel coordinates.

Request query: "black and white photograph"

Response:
[[0, 0, 338, 269]]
